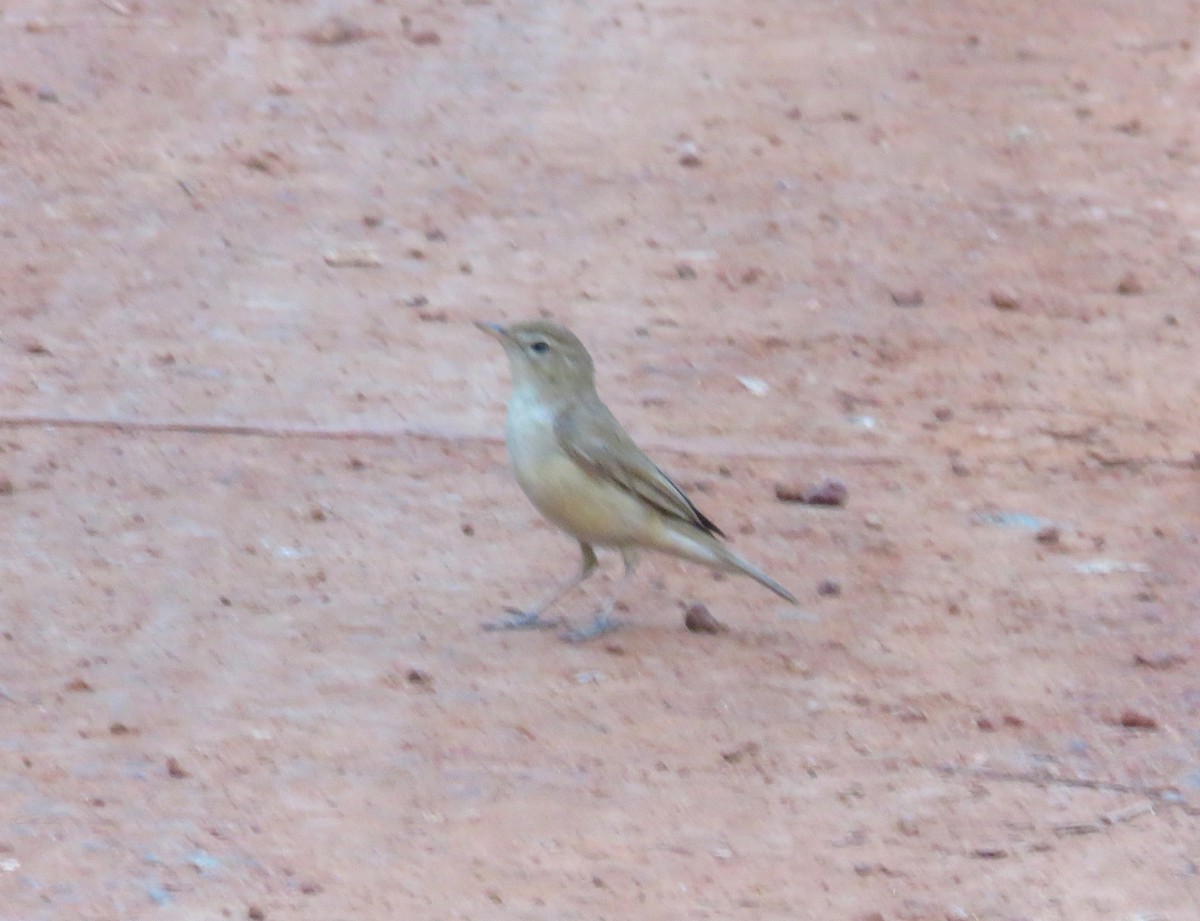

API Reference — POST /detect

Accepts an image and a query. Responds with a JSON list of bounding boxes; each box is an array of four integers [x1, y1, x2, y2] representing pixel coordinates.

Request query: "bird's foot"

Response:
[[561, 611, 621, 644], [483, 608, 564, 632]]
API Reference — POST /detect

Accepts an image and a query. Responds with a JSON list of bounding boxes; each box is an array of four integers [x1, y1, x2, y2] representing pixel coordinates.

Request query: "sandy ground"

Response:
[[2, 1, 1199, 918]]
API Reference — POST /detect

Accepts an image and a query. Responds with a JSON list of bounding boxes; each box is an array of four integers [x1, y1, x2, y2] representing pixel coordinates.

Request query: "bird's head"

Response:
[[476, 319, 596, 400]]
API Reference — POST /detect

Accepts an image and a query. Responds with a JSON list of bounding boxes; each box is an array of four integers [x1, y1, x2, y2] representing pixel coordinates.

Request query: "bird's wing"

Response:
[[554, 401, 726, 539]]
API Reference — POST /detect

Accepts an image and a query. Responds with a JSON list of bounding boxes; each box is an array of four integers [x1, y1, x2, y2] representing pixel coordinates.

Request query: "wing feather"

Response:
[[554, 402, 726, 538]]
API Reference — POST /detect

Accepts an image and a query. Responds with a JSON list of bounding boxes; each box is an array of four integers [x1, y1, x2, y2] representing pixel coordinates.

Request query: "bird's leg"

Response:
[[484, 543, 598, 631], [563, 547, 638, 643]]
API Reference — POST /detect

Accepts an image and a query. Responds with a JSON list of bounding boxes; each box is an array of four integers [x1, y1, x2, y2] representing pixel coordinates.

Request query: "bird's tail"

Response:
[[657, 520, 798, 604], [721, 546, 799, 604]]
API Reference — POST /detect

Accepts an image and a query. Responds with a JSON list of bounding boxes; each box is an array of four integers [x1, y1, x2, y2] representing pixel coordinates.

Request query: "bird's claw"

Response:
[[483, 608, 564, 632], [561, 612, 621, 644]]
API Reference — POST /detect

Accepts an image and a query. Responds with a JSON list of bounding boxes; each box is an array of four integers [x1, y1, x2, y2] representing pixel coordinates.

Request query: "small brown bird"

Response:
[[477, 319, 797, 641]]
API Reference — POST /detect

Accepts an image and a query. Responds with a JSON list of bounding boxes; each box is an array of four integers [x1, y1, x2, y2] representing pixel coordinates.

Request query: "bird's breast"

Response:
[[504, 391, 562, 486], [504, 392, 651, 546]]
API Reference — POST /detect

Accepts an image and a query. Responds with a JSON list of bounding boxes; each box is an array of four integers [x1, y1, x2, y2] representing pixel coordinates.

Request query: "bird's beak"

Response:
[[474, 320, 509, 342]]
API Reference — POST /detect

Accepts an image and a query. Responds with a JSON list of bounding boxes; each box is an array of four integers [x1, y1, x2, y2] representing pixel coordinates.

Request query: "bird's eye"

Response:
[[530, 341, 550, 354]]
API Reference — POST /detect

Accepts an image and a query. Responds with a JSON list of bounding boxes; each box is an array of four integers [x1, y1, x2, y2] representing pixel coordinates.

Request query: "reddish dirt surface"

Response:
[[2, 1, 1198, 919]]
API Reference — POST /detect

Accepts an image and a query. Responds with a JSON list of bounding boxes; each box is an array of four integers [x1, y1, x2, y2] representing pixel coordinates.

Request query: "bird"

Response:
[[476, 319, 797, 641]]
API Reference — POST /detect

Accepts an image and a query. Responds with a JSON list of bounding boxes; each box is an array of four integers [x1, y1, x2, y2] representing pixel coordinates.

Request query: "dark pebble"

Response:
[[1035, 525, 1061, 544], [774, 478, 849, 507], [890, 288, 924, 307], [684, 602, 727, 634], [805, 478, 849, 506], [405, 668, 433, 688], [1133, 652, 1186, 670], [1116, 272, 1144, 296], [989, 289, 1020, 311], [1117, 710, 1158, 730]]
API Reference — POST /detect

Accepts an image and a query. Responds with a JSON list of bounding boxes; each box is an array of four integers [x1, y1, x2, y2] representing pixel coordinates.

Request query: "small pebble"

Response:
[[774, 478, 848, 506], [0, 478, 13, 496], [805, 479, 849, 505], [1133, 652, 1186, 670], [675, 263, 697, 279], [1035, 525, 1061, 544], [973, 845, 1008, 859], [677, 141, 702, 168], [166, 757, 189, 778], [405, 668, 433, 687], [816, 578, 841, 597], [303, 16, 369, 45], [1116, 272, 1143, 295], [989, 289, 1020, 311], [403, 17, 441, 45], [863, 513, 883, 531], [248, 906, 265, 921], [1054, 821, 1101, 837], [323, 247, 381, 268], [890, 288, 924, 307], [737, 376, 770, 396], [405, 26, 441, 46], [895, 816, 920, 837], [1117, 710, 1158, 730], [1002, 714, 1025, 727], [684, 602, 728, 634], [721, 741, 760, 764], [242, 152, 285, 175]]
